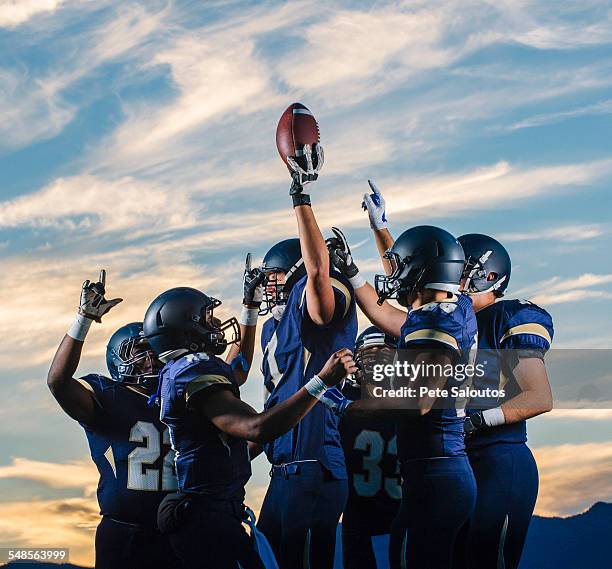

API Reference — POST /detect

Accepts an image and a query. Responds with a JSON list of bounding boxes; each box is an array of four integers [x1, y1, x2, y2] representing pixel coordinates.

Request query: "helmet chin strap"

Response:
[[423, 282, 461, 294], [469, 274, 507, 294], [271, 305, 286, 321], [158, 348, 188, 363]]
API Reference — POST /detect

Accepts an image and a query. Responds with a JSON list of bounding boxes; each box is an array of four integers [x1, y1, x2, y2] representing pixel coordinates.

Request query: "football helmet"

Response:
[[106, 322, 161, 392], [458, 233, 511, 295], [375, 225, 465, 305], [259, 238, 306, 315], [352, 326, 397, 386], [143, 287, 240, 361]]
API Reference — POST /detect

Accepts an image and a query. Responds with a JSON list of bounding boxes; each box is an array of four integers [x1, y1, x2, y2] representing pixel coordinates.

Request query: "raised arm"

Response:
[[292, 182, 336, 325], [195, 348, 357, 443], [363, 180, 395, 275], [327, 227, 406, 338], [47, 270, 122, 424], [226, 254, 265, 385]]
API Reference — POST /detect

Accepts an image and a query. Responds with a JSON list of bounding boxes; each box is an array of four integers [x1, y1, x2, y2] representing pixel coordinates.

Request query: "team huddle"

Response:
[[47, 107, 554, 569]]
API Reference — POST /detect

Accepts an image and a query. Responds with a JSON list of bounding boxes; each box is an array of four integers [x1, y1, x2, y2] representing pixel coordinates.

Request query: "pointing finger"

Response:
[[368, 179, 381, 195]]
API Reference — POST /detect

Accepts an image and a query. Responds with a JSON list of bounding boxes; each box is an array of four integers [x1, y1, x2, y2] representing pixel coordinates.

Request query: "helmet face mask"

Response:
[[106, 323, 162, 394], [116, 336, 161, 390], [353, 337, 396, 386], [259, 270, 288, 316], [374, 226, 464, 305], [375, 250, 429, 305], [143, 288, 241, 361], [458, 234, 510, 295], [184, 297, 240, 356], [259, 238, 305, 316]]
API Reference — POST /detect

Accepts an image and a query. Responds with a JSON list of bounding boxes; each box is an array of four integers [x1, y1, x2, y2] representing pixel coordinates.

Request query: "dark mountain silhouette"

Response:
[[2, 503, 610, 568], [332, 502, 612, 568], [519, 501, 611, 569]]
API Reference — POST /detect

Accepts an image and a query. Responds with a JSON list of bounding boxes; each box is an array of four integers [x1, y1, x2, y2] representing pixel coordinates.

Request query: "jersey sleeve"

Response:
[[75, 374, 111, 428], [401, 301, 464, 353], [300, 275, 353, 332], [171, 355, 237, 406], [76, 374, 106, 403], [500, 301, 554, 352]]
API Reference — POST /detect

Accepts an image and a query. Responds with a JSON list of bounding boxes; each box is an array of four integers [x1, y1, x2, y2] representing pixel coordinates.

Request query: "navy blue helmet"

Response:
[[259, 238, 305, 314], [106, 322, 161, 392], [375, 225, 465, 305], [458, 233, 511, 295], [352, 326, 397, 386], [143, 287, 240, 360]]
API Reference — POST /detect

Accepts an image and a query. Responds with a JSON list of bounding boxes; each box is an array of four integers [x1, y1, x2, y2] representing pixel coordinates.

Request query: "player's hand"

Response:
[[464, 412, 486, 437], [327, 227, 360, 278], [320, 387, 352, 418], [78, 270, 123, 322], [242, 253, 265, 307], [318, 348, 358, 387], [362, 179, 388, 230], [287, 143, 324, 188]]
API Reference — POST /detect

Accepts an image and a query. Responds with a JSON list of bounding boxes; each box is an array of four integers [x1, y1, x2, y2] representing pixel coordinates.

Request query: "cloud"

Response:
[[507, 99, 612, 131], [533, 442, 612, 516], [0, 457, 98, 495], [0, 496, 98, 566], [498, 224, 607, 243], [0, 242, 250, 369], [514, 273, 612, 306], [0, 2, 167, 152], [0, 0, 65, 28], [543, 409, 612, 421], [0, 174, 197, 236], [275, 5, 456, 103], [0, 67, 76, 152]]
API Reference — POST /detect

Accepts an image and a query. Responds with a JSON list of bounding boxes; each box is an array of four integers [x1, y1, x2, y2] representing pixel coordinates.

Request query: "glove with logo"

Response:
[[362, 179, 388, 230]]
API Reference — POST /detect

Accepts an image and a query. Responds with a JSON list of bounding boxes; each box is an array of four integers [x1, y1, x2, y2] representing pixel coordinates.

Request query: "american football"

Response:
[[276, 102, 323, 179]]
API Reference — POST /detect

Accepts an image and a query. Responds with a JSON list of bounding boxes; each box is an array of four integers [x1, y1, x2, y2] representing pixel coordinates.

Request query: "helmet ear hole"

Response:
[[487, 271, 498, 282]]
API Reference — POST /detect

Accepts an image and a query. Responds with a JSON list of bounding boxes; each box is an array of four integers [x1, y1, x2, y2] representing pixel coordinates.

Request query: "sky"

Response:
[[1, 0, 612, 566]]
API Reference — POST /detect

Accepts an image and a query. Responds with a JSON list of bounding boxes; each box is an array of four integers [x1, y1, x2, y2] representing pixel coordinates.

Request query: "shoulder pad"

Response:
[[75, 374, 110, 405], [500, 299, 554, 349], [403, 298, 468, 352]]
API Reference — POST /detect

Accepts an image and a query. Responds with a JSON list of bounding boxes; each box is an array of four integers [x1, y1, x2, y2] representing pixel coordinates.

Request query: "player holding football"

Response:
[[143, 286, 357, 569], [453, 233, 554, 569], [47, 271, 180, 569], [235, 110, 358, 569], [339, 326, 401, 569], [325, 224, 478, 569]]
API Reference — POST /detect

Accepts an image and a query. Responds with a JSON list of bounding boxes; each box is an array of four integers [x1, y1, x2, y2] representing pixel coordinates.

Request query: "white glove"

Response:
[[362, 179, 388, 230], [78, 269, 123, 322]]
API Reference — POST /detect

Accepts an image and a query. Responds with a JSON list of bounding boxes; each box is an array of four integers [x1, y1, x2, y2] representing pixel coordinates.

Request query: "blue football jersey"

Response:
[[159, 352, 251, 500], [261, 273, 358, 478], [396, 294, 478, 462], [340, 382, 401, 535], [467, 299, 554, 449], [78, 374, 177, 526]]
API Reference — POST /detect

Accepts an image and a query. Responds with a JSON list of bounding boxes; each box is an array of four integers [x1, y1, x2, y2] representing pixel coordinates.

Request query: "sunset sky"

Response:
[[1, 1, 612, 566]]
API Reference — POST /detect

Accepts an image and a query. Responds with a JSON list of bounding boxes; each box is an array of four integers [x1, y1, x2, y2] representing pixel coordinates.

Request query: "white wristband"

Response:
[[482, 407, 506, 427], [239, 306, 259, 326], [304, 374, 327, 399], [67, 313, 93, 341], [348, 273, 366, 289]]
